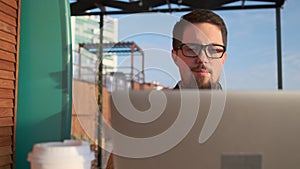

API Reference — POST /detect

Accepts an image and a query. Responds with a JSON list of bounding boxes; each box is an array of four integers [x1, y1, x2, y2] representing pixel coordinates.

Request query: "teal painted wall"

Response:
[[15, 0, 72, 168]]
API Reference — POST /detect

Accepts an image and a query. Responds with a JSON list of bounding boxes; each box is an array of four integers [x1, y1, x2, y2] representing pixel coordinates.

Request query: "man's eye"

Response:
[[215, 48, 224, 53], [208, 47, 223, 53]]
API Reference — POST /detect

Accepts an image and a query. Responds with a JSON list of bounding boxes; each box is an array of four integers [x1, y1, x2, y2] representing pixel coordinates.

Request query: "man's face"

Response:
[[172, 22, 227, 89]]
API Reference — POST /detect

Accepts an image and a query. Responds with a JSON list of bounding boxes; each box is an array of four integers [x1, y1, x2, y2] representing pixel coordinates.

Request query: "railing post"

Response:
[[276, 7, 283, 90]]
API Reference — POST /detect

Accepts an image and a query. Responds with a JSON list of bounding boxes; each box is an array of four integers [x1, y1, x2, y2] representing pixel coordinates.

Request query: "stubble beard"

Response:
[[196, 75, 212, 89]]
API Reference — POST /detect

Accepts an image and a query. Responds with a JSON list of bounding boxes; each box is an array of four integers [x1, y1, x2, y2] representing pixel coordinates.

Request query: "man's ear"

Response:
[[171, 49, 178, 62]]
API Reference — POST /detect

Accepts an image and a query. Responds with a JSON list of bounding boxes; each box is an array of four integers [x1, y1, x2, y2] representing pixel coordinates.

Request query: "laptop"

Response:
[[108, 90, 300, 169]]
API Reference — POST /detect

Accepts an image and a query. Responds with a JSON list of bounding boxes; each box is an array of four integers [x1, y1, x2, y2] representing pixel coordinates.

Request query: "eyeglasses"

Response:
[[175, 43, 226, 59]]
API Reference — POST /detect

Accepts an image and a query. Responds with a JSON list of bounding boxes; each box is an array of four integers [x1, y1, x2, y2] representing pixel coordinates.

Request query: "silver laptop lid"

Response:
[[108, 90, 300, 169]]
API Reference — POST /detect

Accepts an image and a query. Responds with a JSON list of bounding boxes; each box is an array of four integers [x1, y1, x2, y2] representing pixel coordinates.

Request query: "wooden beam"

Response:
[[0, 60, 14, 71], [0, 50, 15, 62], [0, 11, 16, 27], [0, 136, 12, 147], [0, 79, 14, 89], [0, 99, 13, 108], [0, 89, 14, 99], [0, 40, 16, 53], [0, 127, 12, 136], [0, 108, 13, 117], [0, 118, 13, 127], [0, 20, 16, 35], [1, 0, 17, 9], [0, 146, 12, 156], [0, 2, 17, 18], [0, 31, 16, 44], [0, 70, 15, 80], [0, 156, 12, 167]]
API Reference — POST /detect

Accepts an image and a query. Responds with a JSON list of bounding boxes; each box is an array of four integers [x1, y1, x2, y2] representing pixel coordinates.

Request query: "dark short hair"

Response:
[[172, 9, 228, 49]]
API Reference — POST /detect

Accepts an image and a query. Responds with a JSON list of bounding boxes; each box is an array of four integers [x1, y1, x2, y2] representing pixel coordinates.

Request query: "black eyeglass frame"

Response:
[[175, 43, 227, 59]]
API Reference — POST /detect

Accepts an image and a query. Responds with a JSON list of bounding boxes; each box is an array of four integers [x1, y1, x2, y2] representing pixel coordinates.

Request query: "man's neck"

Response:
[[176, 81, 222, 90]]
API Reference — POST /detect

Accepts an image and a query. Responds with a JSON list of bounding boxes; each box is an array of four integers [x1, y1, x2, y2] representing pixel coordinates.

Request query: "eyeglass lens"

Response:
[[182, 44, 224, 58]]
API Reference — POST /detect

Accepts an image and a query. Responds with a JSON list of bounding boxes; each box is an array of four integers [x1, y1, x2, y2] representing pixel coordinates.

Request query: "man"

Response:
[[172, 9, 227, 89], [105, 9, 228, 169]]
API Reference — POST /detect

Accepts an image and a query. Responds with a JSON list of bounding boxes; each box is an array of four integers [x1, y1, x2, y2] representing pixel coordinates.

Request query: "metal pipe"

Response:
[[97, 12, 104, 168], [276, 7, 283, 90], [142, 50, 145, 83], [131, 44, 135, 89], [71, 5, 278, 16]]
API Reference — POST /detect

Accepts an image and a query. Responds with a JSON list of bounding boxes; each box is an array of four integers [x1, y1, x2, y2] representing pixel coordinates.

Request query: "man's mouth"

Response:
[[191, 68, 210, 76]]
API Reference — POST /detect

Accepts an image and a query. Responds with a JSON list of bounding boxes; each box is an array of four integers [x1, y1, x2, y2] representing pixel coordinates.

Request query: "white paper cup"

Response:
[[27, 140, 95, 169]]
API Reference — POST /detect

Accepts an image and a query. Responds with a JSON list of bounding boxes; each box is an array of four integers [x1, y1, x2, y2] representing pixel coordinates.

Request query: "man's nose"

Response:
[[196, 49, 208, 63]]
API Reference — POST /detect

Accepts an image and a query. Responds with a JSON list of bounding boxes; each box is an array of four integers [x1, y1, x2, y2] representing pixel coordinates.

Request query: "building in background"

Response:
[[70, 13, 168, 169], [70, 15, 119, 163], [71, 15, 118, 83]]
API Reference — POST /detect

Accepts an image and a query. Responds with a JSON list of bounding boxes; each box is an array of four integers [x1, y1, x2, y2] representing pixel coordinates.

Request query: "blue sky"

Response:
[[111, 0, 300, 90]]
